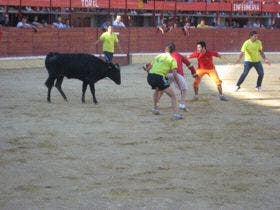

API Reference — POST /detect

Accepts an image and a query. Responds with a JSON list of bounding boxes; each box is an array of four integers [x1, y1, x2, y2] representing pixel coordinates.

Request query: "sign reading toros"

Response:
[[81, 0, 98, 7]]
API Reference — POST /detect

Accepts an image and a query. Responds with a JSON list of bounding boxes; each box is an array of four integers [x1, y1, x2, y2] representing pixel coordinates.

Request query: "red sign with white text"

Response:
[[233, 3, 261, 11]]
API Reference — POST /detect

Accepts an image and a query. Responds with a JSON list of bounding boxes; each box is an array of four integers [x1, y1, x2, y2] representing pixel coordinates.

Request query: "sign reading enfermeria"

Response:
[[233, 3, 260, 11]]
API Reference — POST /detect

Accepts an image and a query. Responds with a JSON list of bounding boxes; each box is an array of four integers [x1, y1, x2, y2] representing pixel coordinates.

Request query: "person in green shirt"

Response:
[[235, 31, 270, 92], [146, 43, 183, 120], [95, 24, 121, 63]]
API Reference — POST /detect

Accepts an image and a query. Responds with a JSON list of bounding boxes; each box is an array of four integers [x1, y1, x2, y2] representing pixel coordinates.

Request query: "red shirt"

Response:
[[171, 51, 196, 76], [189, 50, 220, 69]]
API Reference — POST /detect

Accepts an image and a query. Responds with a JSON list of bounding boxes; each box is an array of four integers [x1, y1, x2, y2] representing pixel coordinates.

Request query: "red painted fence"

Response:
[[0, 27, 279, 64]]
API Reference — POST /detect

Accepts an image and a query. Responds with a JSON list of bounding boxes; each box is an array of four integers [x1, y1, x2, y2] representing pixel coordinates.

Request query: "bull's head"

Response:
[[107, 63, 121, 85]]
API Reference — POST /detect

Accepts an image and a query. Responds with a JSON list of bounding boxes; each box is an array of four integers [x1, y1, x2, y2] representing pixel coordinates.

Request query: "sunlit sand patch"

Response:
[[214, 64, 280, 111]]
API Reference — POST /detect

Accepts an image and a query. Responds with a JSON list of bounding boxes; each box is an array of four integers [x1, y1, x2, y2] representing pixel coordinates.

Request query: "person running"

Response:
[[146, 43, 183, 120], [95, 24, 121, 63], [188, 41, 229, 101], [234, 30, 271, 92]]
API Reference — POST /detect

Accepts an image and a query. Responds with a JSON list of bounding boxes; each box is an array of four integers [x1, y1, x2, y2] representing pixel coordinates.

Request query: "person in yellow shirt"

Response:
[[95, 24, 121, 63], [196, 19, 211, 28], [235, 31, 270, 92], [146, 43, 183, 120]]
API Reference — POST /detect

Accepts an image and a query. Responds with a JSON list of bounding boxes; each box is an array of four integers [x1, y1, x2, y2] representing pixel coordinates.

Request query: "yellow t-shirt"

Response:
[[241, 39, 263, 62], [149, 53, 177, 76], [197, 24, 209, 28], [99, 32, 118, 53]]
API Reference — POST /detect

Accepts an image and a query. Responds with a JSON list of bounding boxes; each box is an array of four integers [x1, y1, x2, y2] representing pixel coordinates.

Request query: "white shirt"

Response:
[[16, 22, 31, 28], [112, 20, 125, 28]]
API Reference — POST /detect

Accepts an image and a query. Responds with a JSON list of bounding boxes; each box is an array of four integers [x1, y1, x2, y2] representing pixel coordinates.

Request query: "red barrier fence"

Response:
[[0, 27, 279, 64]]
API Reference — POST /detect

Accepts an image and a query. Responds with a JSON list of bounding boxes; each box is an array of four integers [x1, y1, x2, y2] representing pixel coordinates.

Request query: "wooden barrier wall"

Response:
[[0, 27, 279, 64]]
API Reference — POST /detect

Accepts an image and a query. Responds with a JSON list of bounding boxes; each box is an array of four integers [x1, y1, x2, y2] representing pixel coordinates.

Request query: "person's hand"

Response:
[[264, 58, 271, 65], [118, 45, 123, 54], [143, 63, 152, 72], [192, 73, 199, 79]]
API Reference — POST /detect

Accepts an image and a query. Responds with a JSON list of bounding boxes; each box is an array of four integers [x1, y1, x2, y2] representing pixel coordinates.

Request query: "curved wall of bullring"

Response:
[[0, 27, 279, 64]]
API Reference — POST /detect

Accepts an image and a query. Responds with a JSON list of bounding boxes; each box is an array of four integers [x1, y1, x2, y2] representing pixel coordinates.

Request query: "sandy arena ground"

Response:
[[0, 62, 280, 210]]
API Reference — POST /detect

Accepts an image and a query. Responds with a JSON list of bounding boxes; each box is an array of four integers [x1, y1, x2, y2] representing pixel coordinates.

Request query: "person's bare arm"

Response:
[[260, 50, 271, 65], [235, 52, 244, 64], [117, 42, 123, 53], [219, 55, 232, 64], [143, 63, 152, 72]]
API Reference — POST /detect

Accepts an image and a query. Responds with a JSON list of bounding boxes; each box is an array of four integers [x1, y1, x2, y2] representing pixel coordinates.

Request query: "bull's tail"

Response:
[[45, 52, 59, 70]]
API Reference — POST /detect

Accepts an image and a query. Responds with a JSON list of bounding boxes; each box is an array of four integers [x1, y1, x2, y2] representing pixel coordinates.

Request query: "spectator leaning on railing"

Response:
[[32, 16, 43, 28], [16, 16, 31, 28], [197, 19, 213, 28], [53, 16, 66, 29], [17, 16, 40, 32], [64, 18, 72, 29]]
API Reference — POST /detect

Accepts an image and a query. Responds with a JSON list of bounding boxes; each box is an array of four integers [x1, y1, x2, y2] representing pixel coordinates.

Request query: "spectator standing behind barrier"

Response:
[[95, 24, 122, 63], [234, 31, 271, 92], [52, 16, 65, 29], [182, 17, 195, 36], [17, 16, 39, 32], [197, 19, 211, 28], [0, 13, 9, 26], [64, 18, 72, 28], [16, 16, 31, 28], [157, 17, 173, 34], [188, 41, 230, 101], [32, 16, 43, 28], [101, 15, 111, 31], [101, 20, 110, 31], [145, 43, 183, 120], [112, 15, 126, 28]]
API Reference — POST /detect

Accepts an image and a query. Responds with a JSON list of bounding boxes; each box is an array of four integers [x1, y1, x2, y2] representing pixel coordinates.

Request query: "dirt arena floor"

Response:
[[0, 62, 280, 210]]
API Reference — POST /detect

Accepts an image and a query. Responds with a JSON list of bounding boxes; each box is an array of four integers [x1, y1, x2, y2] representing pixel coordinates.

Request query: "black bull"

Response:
[[45, 52, 121, 104]]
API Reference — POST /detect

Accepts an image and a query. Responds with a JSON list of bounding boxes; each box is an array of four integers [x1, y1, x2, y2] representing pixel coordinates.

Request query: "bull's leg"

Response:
[[55, 76, 68, 101], [89, 83, 98, 104], [82, 82, 88, 103], [45, 76, 56, 103]]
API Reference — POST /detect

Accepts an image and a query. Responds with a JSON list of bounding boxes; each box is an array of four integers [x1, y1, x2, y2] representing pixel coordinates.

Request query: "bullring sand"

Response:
[[0, 62, 280, 209]]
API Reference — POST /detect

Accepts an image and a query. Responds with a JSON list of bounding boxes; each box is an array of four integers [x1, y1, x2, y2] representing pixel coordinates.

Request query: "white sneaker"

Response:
[[179, 103, 190, 112], [152, 107, 160, 115], [219, 95, 229, 101], [255, 86, 261, 92], [234, 85, 240, 92], [174, 113, 183, 120]]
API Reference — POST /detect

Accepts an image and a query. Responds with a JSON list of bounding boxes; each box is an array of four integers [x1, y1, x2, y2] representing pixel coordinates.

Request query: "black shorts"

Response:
[[147, 73, 170, 91]]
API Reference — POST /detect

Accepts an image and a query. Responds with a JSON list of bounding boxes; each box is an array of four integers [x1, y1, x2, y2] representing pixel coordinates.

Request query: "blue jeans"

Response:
[[236, 61, 264, 87], [103, 51, 113, 63]]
